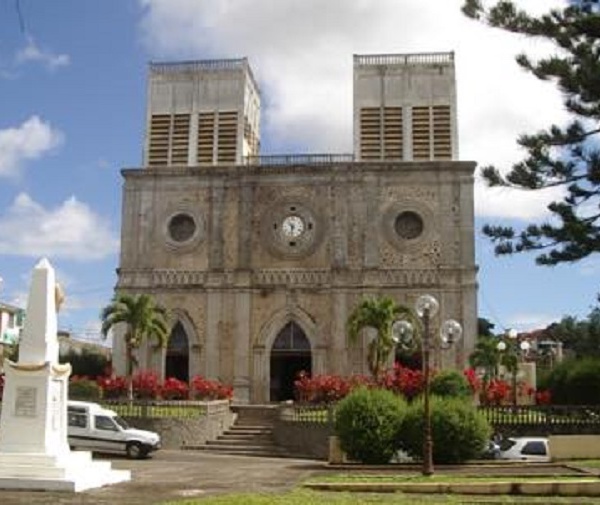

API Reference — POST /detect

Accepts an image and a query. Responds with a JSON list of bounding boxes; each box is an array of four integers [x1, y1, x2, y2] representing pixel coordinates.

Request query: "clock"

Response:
[[261, 201, 322, 258], [282, 215, 305, 238]]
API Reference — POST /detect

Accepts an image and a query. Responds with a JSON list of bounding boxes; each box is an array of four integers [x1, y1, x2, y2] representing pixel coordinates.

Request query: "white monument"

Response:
[[0, 258, 131, 491]]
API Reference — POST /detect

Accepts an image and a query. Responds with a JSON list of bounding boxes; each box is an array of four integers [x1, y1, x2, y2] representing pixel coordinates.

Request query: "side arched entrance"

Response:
[[166, 321, 189, 382], [269, 321, 312, 402]]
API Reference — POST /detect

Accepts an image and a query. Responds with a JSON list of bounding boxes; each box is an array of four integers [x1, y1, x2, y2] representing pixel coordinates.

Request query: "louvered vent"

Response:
[[360, 107, 381, 160], [412, 106, 431, 160], [433, 105, 452, 159], [383, 107, 403, 160], [148, 114, 170, 166], [197, 112, 215, 164], [217, 111, 238, 163], [171, 114, 190, 165]]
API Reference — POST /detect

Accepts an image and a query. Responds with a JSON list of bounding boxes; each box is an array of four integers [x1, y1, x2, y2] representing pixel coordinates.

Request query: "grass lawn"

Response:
[[569, 459, 600, 468], [305, 473, 598, 484], [159, 489, 598, 504]]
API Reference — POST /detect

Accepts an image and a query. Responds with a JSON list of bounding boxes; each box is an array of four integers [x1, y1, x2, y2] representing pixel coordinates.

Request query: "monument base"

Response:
[[0, 450, 131, 492]]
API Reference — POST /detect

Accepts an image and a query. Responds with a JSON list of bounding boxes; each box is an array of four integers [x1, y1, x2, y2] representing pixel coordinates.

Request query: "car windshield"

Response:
[[499, 438, 517, 451], [113, 416, 130, 430]]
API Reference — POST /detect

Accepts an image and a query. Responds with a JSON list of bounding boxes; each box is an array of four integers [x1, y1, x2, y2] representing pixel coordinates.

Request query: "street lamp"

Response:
[[497, 329, 531, 407], [392, 294, 462, 476]]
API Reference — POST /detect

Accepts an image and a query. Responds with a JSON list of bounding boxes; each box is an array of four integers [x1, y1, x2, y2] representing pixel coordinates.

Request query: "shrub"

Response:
[[97, 375, 127, 399], [334, 387, 407, 464], [132, 370, 161, 399], [61, 349, 110, 379], [399, 396, 492, 464], [190, 375, 233, 400], [379, 364, 424, 400], [294, 373, 372, 404], [430, 370, 472, 399], [161, 377, 189, 400], [545, 358, 600, 405], [69, 376, 101, 400]]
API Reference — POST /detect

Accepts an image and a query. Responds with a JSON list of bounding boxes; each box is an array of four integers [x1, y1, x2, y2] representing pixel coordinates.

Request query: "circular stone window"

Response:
[[394, 211, 424, 240], [167, 213, 197, 243]]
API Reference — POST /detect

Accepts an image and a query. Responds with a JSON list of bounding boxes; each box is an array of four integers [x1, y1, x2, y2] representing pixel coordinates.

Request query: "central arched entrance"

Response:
[[165, 321, 189, 382], [269, 321, 312, 402]]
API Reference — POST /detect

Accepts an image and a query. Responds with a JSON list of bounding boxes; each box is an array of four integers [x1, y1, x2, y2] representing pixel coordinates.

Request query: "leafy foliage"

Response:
[[542, 357, 600, 405], [545, 305, 600, 358], [430, 370, 472, 399], [399, 396, 492, 464], [100, 293, 168, 400], [60, 348, 110, 378], [347, 296, 416, 379], [469, 335, 502, 382], [334, 387, 407, 464], [462, 0, 600, 265], [69, 376, 102, 400]]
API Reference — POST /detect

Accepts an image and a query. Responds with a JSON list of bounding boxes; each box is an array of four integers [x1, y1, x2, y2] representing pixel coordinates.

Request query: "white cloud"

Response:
[[507, 312, 559, 332], [0, 116, 64, 177], [138, 0, 568, 221], [0, 193, 119, 260], [15, 36, 70, 71]]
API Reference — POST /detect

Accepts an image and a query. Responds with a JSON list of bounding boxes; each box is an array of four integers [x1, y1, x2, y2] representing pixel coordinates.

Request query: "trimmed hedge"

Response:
[[334, 387, 407, 464], [399, 396, 491, 464]]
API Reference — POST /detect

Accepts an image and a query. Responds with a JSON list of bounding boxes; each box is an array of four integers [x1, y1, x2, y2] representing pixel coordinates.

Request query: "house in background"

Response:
[[0, 302, 25, 371]]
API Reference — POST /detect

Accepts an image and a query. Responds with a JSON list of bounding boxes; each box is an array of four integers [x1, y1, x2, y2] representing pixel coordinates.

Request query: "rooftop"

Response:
[[149, 57, 260, 92], [354, 51, 454, 67]]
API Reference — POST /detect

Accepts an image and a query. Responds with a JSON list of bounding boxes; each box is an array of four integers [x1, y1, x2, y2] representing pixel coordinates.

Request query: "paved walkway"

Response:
[[0, 451, 323, 505]]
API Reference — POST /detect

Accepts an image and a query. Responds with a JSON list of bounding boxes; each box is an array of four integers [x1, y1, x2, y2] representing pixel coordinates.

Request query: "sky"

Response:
[[0, 0, 598, 345]]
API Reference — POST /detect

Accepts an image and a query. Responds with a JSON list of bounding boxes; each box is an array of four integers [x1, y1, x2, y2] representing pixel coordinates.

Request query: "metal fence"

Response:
[[277, 403, 600, 435], [479, 405, 600, 435]]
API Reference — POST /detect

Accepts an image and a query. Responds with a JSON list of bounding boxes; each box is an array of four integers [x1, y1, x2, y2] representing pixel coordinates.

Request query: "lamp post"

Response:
[[497, 329, 531, 407], [392, 294, 462, 476]]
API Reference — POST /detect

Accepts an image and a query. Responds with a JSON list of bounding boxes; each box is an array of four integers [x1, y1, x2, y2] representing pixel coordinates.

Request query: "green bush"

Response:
[[545, 358, 600, 405], [430, 370, 472, 398], [69, 378, 101, 400], [334, 387, 407, 464], [399, 396, 491, 464], [60, 348, 110, 379]]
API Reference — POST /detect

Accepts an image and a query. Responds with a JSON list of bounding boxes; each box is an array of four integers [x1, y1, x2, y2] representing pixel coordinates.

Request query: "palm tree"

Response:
[[469, 335, 501, 383], [100, 293, 169, 400], [347, 295, 415, 379]]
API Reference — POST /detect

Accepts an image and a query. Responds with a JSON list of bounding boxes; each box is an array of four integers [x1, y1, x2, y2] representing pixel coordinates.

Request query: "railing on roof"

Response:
[[149, 58, 260, 92], [354, 52, 454, 66], [244, 154, 355, 166]]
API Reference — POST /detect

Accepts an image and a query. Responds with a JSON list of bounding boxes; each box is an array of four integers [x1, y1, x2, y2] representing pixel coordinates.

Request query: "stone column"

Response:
[[233, 285, 251, 403], [209, 183, 225, 270], [252, 345, 266, 403], [363, 176, 380, 268], [205, 290, 222, 380], [330, 289, 348, 374]]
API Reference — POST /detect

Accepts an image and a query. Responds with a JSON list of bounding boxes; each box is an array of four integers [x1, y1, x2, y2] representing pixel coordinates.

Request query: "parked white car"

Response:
[[67, 400, 161, 459], [498, 437, 550, 462]]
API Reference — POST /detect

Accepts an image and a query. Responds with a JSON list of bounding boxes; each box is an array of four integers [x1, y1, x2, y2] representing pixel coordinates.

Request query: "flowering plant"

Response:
[[190, 375, 233, 400], [161, 377, 189, 400]]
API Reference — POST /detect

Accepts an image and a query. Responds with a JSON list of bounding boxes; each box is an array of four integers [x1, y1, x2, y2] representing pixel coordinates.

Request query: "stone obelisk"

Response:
[[0, 258, 131, 491]]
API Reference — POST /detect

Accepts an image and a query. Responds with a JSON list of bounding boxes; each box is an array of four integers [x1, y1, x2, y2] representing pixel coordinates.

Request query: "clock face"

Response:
[[282, 215, 305, 238]]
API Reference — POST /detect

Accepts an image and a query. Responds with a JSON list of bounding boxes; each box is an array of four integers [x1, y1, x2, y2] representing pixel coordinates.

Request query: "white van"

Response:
[[67, 400, 161, 459]]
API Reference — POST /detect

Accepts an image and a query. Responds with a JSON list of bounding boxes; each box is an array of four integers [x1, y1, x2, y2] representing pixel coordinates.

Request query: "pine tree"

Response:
[[462, 0, 600, 265]]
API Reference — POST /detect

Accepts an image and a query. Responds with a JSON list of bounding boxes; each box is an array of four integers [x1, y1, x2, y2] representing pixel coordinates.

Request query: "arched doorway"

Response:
[[269, 321, 311, 402], [166, 321, 189, 382]]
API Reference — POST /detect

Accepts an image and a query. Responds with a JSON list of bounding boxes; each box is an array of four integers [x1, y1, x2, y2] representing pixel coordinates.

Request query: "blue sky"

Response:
[[0, 0, 597, 344]]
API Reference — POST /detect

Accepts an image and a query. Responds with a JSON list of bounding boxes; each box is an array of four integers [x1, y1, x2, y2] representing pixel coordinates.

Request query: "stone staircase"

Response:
[[185, 405, 288, 458]]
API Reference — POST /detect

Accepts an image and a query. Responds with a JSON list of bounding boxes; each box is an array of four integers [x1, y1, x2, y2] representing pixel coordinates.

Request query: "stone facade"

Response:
[[113, 54, 478, 404]]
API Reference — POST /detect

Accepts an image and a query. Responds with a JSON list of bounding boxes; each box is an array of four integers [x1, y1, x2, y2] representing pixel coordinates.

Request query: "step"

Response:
[[218, 434, 275, 442], [185, 446, 287, 458], [206, 441, 281, 450]]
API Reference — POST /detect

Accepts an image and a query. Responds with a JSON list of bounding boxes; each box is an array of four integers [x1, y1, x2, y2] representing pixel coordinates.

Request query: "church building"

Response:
[[114, 52, 478, 403]]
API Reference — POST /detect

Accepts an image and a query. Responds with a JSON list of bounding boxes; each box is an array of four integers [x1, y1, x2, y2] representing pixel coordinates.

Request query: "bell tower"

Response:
[[144, 58, 261, 167], [353, 52, 458, 161]]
